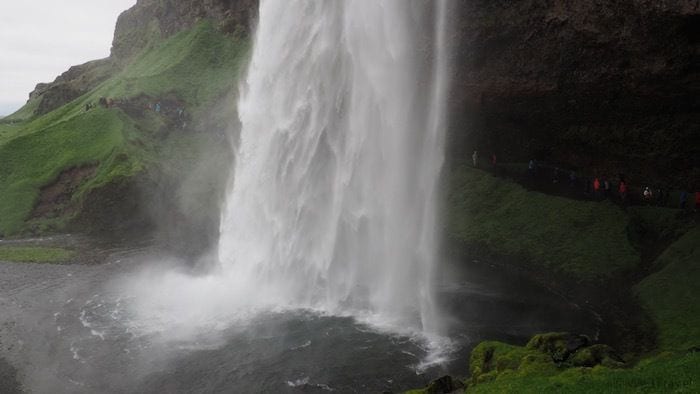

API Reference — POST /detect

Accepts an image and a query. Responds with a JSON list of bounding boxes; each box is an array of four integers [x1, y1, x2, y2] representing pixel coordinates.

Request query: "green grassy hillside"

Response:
[[431, 167, 700, 393], [447, 166, 641, 282], [460, 227, 699, 393], [0, 22, 248, 237]]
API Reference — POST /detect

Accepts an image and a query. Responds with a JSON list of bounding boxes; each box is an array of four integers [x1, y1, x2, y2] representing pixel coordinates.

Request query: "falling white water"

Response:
[[217, 0, 450, 335]]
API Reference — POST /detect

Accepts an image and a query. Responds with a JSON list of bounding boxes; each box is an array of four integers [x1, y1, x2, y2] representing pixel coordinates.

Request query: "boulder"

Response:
[[526, 332, 590, 362]]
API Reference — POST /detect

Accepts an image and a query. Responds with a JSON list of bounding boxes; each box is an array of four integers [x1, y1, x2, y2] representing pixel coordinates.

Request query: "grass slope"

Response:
[[636, 227, 700, 351], [92, 22, 248, 117], [0, 22, 247, 236], [448, 166, 639, 282], [0, 110, 128, 234]]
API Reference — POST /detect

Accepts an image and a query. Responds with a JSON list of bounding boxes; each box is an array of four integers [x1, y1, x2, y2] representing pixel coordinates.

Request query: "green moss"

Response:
[[468, 352, 700, 393], [569, 344, 624, 368], [469, 341, 556, 384], [0, 245, 76, 263], [466, 335, 697, 393], [447, 167, 639, 282], [636, 227, 700, 351], [525, 332, 588, 362]]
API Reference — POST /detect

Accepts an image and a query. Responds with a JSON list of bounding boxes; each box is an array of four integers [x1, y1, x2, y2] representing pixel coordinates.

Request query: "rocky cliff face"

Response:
[[448, 0, 700, 187], [29, 58, 114, 116], [110, 0, 257, 62], [25, 0, 258, 116], [21, 0, 699, 187]]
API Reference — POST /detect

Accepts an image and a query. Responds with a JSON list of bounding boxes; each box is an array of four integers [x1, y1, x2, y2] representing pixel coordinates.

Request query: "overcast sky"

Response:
[[0, 0, 136, 116]]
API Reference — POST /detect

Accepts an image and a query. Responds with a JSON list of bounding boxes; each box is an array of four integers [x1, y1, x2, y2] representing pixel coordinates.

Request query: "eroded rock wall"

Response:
[[448, 0, 700, 187]]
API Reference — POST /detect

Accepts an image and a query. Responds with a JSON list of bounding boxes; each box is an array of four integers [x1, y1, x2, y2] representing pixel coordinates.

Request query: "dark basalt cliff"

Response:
[[447, 0, 700, 187], [23, 0, 699, 186]]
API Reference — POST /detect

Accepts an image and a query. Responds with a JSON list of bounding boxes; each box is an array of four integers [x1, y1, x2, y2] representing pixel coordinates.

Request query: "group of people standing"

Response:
[[472, 150, 699, 212]]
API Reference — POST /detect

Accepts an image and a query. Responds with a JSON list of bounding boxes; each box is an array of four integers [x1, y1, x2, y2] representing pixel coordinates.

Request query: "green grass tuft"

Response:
[[0, 245, 76, 263]]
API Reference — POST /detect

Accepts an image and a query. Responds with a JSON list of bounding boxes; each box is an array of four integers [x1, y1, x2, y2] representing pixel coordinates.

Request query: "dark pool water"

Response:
[[0, 241, 598, 393]]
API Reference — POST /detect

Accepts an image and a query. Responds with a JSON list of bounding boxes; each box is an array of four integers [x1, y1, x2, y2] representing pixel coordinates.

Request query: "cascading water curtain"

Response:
[[219, 0, 450, 334]]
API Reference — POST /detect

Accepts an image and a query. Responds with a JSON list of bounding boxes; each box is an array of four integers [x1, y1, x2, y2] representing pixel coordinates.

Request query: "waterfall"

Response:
[[218, 0, 450, 334]]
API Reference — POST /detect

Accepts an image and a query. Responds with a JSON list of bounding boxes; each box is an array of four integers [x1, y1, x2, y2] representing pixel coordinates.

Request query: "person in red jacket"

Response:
[[695, 191, 700, 211], [593, 177, 601, 199], [618, 180, 627, 203]]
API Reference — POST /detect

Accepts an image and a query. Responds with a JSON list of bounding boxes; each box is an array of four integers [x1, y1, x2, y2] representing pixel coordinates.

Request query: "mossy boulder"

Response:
[[526, 332, 590, 362], [469, 340, 555, 384], [569, 344, 625, 368], [466, 333, 627, 392]]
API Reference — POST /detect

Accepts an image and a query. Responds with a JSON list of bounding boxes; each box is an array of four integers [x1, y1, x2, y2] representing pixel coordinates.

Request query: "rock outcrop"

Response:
[[31, 59, 114, 116], [24, 0, 259, 117], [110, 0, 258, 63]]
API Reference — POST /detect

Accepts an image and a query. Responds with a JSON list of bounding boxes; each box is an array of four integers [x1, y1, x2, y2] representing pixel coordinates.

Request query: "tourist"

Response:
[[155, 102, 161, 113], [552, 167, 560, 184], [619, 180, 628, 203], [528, 159, 536, 178], [568, 170, 576, 187], [491, 153, 497, 166], [657, 188, 664, 206], [643, 187, 653, 203], [695, 191, 700, 212], [593, 177, 601, 199]]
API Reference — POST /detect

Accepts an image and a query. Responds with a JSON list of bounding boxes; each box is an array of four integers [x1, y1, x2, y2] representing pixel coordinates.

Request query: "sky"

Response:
[[0, 0, 137, 116]]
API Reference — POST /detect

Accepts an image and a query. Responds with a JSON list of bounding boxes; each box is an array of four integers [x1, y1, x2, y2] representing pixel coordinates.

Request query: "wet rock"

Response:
[[423, 375, 465, 394]]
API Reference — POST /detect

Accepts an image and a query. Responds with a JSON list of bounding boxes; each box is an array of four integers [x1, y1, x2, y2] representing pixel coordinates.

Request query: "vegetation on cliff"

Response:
[[448, 166, 637, 282], [0, 22, 248, 237], [429, 167, 700, 393]]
